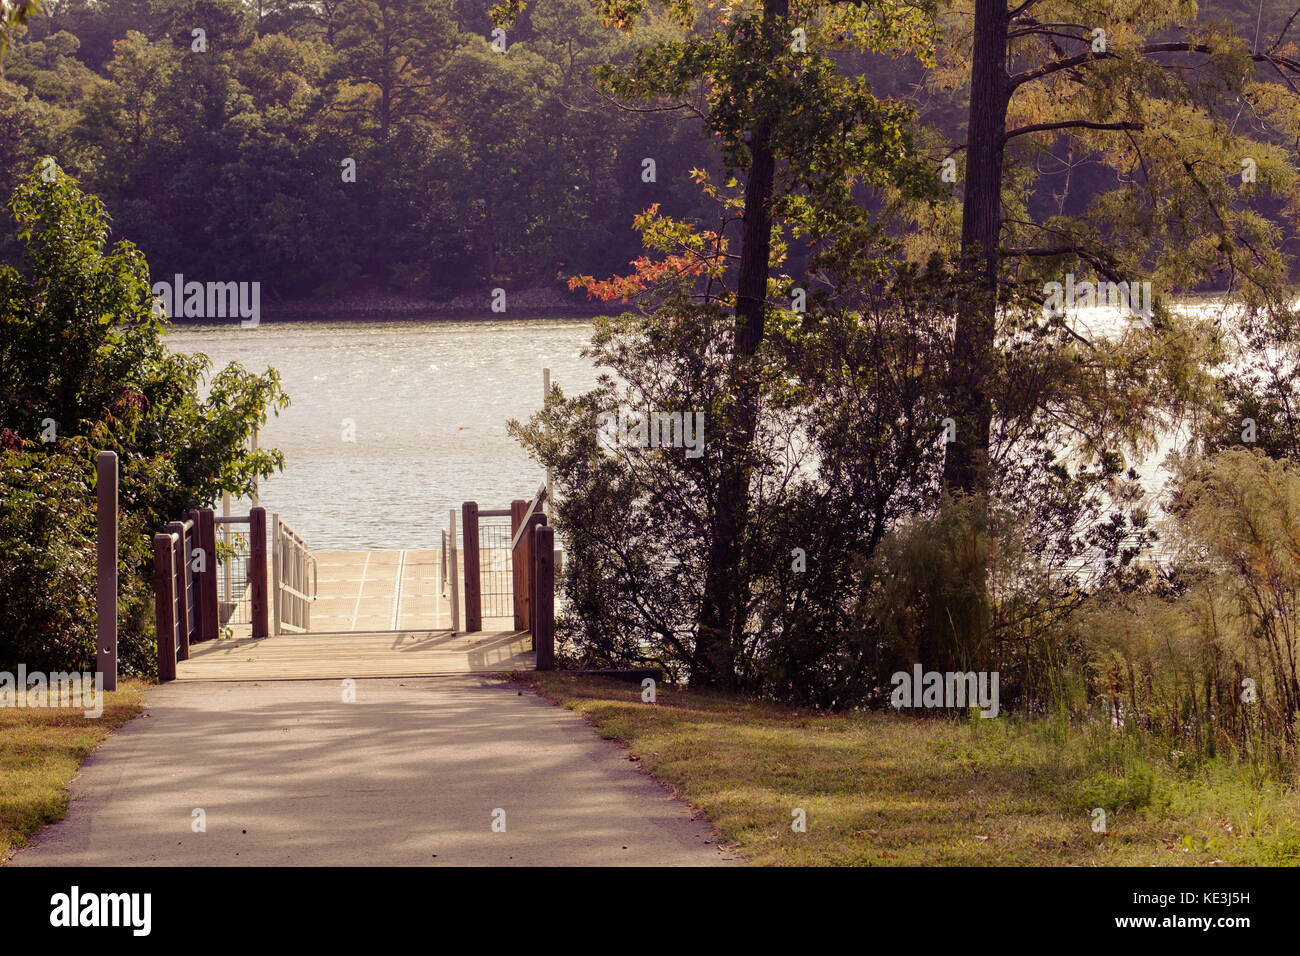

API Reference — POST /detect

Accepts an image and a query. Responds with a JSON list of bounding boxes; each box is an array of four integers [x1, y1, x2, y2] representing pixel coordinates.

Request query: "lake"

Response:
[[165, 307, 1191, 555], [165, 319, 599, 551]]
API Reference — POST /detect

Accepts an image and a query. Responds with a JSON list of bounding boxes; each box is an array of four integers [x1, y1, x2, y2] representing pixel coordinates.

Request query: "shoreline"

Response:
[[251, 286, 617, 322]]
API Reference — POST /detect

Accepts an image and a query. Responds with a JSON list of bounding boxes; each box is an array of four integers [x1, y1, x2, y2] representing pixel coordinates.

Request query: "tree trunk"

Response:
[[946, 0, 1009, 498], [694, 0, 786, 689], [936, 0, 1010, 668]]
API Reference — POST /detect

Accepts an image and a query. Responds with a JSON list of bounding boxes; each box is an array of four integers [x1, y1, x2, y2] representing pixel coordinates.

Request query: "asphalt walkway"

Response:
[[12, 677, 735, 866]]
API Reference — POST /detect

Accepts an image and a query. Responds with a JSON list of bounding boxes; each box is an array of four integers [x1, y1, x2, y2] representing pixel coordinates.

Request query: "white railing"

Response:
[[272, 515, 317, 634], [441, 510, 460, 634]]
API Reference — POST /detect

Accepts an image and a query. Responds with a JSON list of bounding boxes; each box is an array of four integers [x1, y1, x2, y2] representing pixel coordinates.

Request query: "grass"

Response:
[[0, 679, 147, 864], [516, 672, 1300, 866]]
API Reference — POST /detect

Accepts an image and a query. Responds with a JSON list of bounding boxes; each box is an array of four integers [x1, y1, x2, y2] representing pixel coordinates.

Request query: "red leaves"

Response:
[[569, 253, 710, 302]]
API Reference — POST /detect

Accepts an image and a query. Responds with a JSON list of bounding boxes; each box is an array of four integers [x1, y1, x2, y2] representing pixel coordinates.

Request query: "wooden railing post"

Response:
[[518, 512, 546, 633], [249, 506, 269, 638], [197, 507, 218, 641], [153, 533, 178, 682], [510, 499, 527, 629], [164, 520, 191, 661], [96, 451, 118, 691], [463, 501, 481, 632], [533, 524, 555, 670]]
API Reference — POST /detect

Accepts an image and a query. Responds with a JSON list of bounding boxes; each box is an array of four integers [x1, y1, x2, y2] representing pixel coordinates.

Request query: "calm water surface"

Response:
[[165, 306, 1203, 553], [165, 319, 598, 550]]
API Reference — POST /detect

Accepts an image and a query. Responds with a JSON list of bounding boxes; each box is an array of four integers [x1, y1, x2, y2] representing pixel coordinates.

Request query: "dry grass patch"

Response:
[[0, 679, 148, 863], [517, 673, 1300, 866]]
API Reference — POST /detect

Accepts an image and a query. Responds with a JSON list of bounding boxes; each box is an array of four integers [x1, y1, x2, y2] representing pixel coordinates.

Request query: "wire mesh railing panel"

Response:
[[479, 519, 514, 618], [217, 525, 253, 627], [183, 523, 197, 638]]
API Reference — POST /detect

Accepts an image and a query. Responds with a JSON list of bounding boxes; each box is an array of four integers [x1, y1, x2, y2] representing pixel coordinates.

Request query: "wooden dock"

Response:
[[311, 549, 446, 633], [149, 497, 556, 683], [177, 547, 527, 680]]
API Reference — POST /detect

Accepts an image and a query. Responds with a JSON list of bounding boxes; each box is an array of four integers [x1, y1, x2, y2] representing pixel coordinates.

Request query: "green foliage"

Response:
[[0, 0, 713, 298], [0, 163, 287, 674], [0, 437, 155, 675], [1072, 765, 1162, 816]]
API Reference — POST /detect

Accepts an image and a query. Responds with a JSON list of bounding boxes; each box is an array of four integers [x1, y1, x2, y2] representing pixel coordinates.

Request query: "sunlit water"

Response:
[[164, 304, 1235, 555], [165, 319, 599, 550]]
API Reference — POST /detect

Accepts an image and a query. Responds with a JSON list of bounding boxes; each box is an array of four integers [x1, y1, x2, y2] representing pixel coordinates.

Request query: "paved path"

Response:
[[12, 678, 736, 866]]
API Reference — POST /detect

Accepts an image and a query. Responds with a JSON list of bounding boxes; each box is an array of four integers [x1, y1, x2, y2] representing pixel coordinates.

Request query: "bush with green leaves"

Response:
[[0, 162, 287, 676]]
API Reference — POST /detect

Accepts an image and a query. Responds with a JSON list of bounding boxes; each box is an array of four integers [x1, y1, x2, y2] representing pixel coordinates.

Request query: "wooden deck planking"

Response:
[[175, 629, 535, 681], [308, 549, 449, 633], [189, 546, 532, 680]]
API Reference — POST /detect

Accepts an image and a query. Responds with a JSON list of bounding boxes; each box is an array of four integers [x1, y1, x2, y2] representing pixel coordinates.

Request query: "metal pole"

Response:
[[251, 426, 260, 507], [448, 509, 460, 634], [271, 514, 282, 636], [96, 451, 118, 692], [543, 368, 553, 517], [221, 492, 232, 605]]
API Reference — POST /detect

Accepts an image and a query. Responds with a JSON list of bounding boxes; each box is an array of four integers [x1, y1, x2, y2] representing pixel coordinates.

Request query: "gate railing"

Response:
[[460, 488, 556, 670], [272, 515, 317, 635], [440, 509, 460, 634], [154, 506, 268, 681]]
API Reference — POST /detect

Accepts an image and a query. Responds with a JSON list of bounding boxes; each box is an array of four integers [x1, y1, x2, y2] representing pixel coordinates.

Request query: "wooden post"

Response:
[[520, 513, 546, 632], [462, 501, 481, 632], [533, 524, 555, 670], [164, 521, 191, 661], [249, 506, 268, 638], [153, 533, 177, 682], [96, 452, 118, 691], [197, 508, 218, 641], [510, 499, 527, 630]]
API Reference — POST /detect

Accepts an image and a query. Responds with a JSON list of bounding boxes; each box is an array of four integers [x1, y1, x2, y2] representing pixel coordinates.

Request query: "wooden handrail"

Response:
[[153, 532, 178, 681], [154, 507, 221, 680], [509, 484, 548, 552]]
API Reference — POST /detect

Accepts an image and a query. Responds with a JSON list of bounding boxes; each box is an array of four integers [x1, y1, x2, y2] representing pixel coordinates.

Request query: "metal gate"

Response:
[[272, 515, 317, 634], [477, 514, 514, 618]]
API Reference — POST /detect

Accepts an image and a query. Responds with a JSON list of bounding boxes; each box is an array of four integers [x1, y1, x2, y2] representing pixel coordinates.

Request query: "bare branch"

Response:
[[1010, 41, 1300, 90], [1005, 119, 1143, 141]]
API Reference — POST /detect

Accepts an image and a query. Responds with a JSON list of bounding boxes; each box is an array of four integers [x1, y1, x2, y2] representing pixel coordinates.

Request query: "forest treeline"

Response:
[[0, 0, 732, 301], [3, 1, 1295, 302]]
